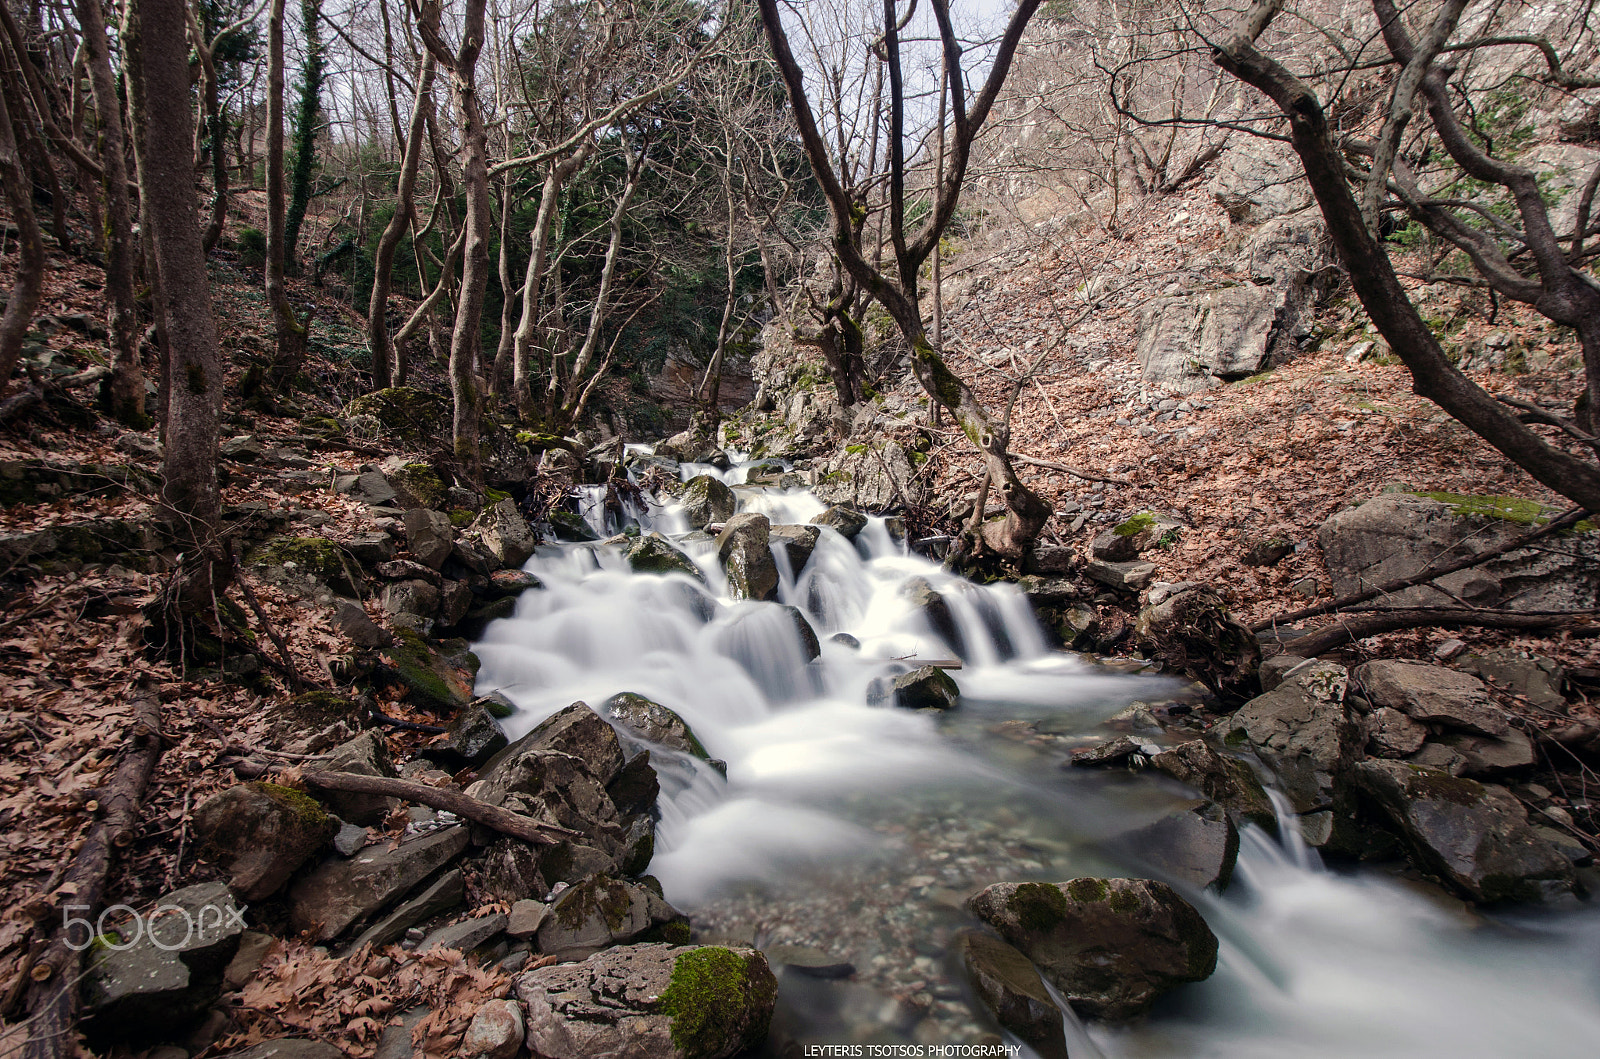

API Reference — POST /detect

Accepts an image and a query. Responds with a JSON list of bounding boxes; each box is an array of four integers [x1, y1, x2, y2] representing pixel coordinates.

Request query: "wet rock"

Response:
[[334, 599, 393, 648], [514, 943, 776, 1059], [768, 523, 821, 572], [902, 576, 964, 657], [625, 532, 704, 581], [957, 930, 1067, 1055], [881, 665, 960, 711], [764, 944, 854, 979], [1369, 707, 1428, 758], [1319, 493, 1600, 613], [418, 911, 508, 953], [478, 498, 538, 568], [830, 632, 860, 649], [607, 751, 663, 819], [193, 782, 337, 901], [422, 702, 509, 768], [377, 629, 479, 711], [1085, 558, 1157, 591], [604, 692, 714, 761], [535, 873, 687, 961], [1068, 736, 1145, 768], [382, 579, 440, 631], [1092, 511, 1183, 561], [717, 512, 779, 602], [1223, 661, 1361, 815], [1353, 761, 1576, 903], [82, 883, 244, 1041], [548, 508, 599, 542], [1135, 584, 1259, 700], [487, 568, 544, 597], [1461, 649, 1568, 715], [463, 998, 524, 1059], [967, 878, 1218, 1021], [1106, 800, 1239, 892], [680, 475, 737, 530], [288, 825, 470, 940], [220, 1042, 344, 1059], [402, 508, 454, 570], [346, 869, 465, 951], [1353, 660, 1509, 736], [1148, 740, 1276, 830], [811, 505, 868, 539], [318, 731, 401, 826], [655, 429, 722, 464]]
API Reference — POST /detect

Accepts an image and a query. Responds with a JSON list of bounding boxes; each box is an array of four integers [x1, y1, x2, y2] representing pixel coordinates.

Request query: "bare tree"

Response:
[[0, 59, 43, 403], [266, 0, 309, 388], [759, 0, 1054, 559]]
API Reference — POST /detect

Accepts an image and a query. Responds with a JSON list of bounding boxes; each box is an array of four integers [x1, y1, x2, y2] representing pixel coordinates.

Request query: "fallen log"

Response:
[[301, 770, 583, 844], [17, 689, 165, 1059], [1276, 608, 1599, 658], [1252, 507, 1589, 632]]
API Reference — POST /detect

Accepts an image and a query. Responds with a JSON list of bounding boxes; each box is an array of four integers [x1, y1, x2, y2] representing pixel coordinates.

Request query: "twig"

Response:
[[1009, 452, 1129, 485], [301, 771, 582, 844], [230, 565, 305, 692], [1278, 607, 1599, 657]]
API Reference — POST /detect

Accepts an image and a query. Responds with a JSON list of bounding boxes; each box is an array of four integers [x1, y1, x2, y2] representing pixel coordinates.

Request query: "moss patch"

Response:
[[659, 946, 776, 1059], [378, 628, 476, 709], [392, 463, 446, 509], [1011, 881, 1072, 932], [1407, 491, 1596, 530], [1065, 877, 1109, 904], [253, 781, 333, 827], [1113, 512, 1157, 537], [343, 387, 450, 447]]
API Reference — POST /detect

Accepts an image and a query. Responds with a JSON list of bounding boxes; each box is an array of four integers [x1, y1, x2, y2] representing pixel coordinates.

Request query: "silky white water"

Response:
[[473, 459, 1600, 1056]]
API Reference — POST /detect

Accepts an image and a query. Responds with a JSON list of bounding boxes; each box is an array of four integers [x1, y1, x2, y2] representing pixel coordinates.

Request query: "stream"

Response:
[[471, 454, 1600, 1057]]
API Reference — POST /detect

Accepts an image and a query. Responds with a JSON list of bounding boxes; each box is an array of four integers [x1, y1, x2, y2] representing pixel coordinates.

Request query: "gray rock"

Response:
[[967, 878, 1218, 1021], [219, 1042, 344, 1059], [1369, 707, 1428, 758], [655, 430, 721, 464], [334, 600, 393, 648], [1068, 736, 1144, 768], [811, 440, 920, 510], [288, 826, 469, 940], [341, 470, 399, 508], [418, 912, 508, 954], [377, 558, 444, 585], [224, 930, 276, 989], [763, 943, 854, 979], [506, 899, 549, 939], [1093, 511, 1183, 561], [604, 692, 714, 761], [1224, 661, 1361, 815], [1106, 800, 1239, 892], [1353, 761, 1576, 903], [1085, 559, 1158, 591], [438, 579, 474, 627], [811, 505, 868, 539], [1462, 649, 1568, 715], [463, 998, 524, 1059], [625, 532, 704, 581], [372, 1007, 430, 1059], [1243, 536, 1295, 567], [515, 943, 776, 1059], [956, 930, 1067, 1055], [424, 702, 509, 768], [1209, 137, 1312, 221], [346, 869, 465, 952], [902, 576, 964, 657], [1433, 728, 1536, 777], [1260, 653, 1314, 692], [885, 665, 960, 711], [1319, 493, 1600, 613], [680, 475, 737, 530], [1353, 661, 1509, 736], [534, 874, 686, 961], [333, 821, 369, 856], [403, 508, 455, 570], [193, 782, 337, 901], [717, 512, 779, 601], [1149, 740, 1277, 830], [318, 731, 401, 827], [83, 883, 244, 1039], [1134, 285, 1282, 394], [382, 579, 440, 631], [768, 523, 821, 573], [344, 532, 397, 564], [479, 499, 537, 568]]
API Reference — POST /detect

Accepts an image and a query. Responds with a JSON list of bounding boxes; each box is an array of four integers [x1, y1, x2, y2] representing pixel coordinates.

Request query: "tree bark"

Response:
[[302, 771, 582, 844], [80, 0, 145, 426], [1281, 608, 1599, 659], [0, 69, 44, 398], [283, 0, 325, 265], [367, 48, 435, 390], [511, 146, 589, 423], [265, 0, 307, 389]]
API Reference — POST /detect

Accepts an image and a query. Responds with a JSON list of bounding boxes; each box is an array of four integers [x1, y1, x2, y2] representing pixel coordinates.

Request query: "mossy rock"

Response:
[[275, 690, 363, 731], [548, 508, 599, 542], [247, 535, 363, 596], [376, 628, 478, 710], [625, 534, 704, 582], [659, 946, 778, 1059], [342, 387, 450, 448], [298, 414, 343, 438], [1408, 491, 1596, 531], [391, 463, 447, 509]]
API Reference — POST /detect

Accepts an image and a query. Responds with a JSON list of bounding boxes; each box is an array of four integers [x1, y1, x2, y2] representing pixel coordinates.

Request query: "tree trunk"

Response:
[[367, 48, 434, 390], [283, 0, 325, 265], [265, 0, 306, 390], [0, 71, 44, 398], [79, 0, 145, 426], [511, 147, 589, 423]]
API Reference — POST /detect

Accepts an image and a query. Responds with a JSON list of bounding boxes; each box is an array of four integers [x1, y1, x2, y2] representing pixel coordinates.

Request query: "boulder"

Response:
[[1068, 735, 1145, 768], [1105, 800, 1239, 892], [1223, 661, 1361, 815], [384, 460, 448, 510], [345, 869, 465, 951], [506, 898, 549, 939], [604, 692, 714, 762], [877, 665, 960, 711], [1085, 559, 1157, 591], [376, 629, 479, 711], [547, 508, 600, 542], [1433, 728, 1536, 777], [1368, 707, 1428, 758], [1461, 649, 1568, 715], [535, 873, 687, 961], [1353, 760, 1576, 903], [716, 512, 779, 601], [810, 505, 868, 539], [1318, 493, 1600, 613], [680, 475, 737, 530], [957, 931, 1066, 1055], [422, 702, 509, 768], [1133, 284, 1283, 393], [464, 998, 524, 1059], [1353, 660, 1509, 736], [1209, 137, 1312, 221], [655, 430, 721, 464], [82, 883, 244, 1041], [288, 825, 470, 940], [382, 579, 440, 632], [334, 600, 392, 648], [514, 943, 776, 1059], [902, 576, 964, 657], [967, 878, 1218, 1021], [343, 387, 451, 448], [418, 911, 509, 954], [1148, 740, 1276, 830], [625, 533, 704, 581], [811, 440, 920, 510], [478, 499, 538, 569], [1093, 511, 1183, 561], [402, 508, 454, 570], [317, 732, 400, 826], [193, 782, 337, 901], [438, 579, 474, 627], [768, 523, 821, 572]]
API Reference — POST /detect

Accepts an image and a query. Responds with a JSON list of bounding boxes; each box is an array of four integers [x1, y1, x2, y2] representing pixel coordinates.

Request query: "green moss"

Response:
[[639, 918, 690, 945], [248, 537, 357, 592], [1404, 765, 1485, 806], [449, 508, 475, 528], [1410, 491, 1553, 525], [484, 488, 510, 503], [659, 946, 776, 1059], [1113, 512, 1156, 537], [1065, 877, 1109, 904], [380, 628, 474, 709], [845, 444, 866, 456], [253, 781, 332, 826], [343, 387, 450, 447], [1011, 881, 1072, 932], [1107, 888, 1141, 915]]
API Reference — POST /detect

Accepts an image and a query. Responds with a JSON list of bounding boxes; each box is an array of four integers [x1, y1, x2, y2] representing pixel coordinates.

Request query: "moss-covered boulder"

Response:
[[515, 943, 776, 1059], [193, 782, 338, 901], [342, 387, 450, 448], [387, 461, 447, 510], [716, 512, 778, 601], [1092, 510, 1184, 562], [1148, 739, 1277, 831], [810, 505, 867, 539], [680, 474, 736, 531], [247, 536, 364, 597], [876, 665, 960, 711], [548, 508, 600, 542], [625, 533, 704, 582], [967, 877, 1218, 1021], [534, 873, 687, 961], [376, 629, 479, 711]]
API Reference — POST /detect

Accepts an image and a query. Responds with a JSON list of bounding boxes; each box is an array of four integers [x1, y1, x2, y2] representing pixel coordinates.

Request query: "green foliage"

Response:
[[235, 227, 267, 270]]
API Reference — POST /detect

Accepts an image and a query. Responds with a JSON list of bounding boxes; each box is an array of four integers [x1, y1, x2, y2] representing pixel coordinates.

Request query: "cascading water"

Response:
[[474, 455, 1600, 1056]]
